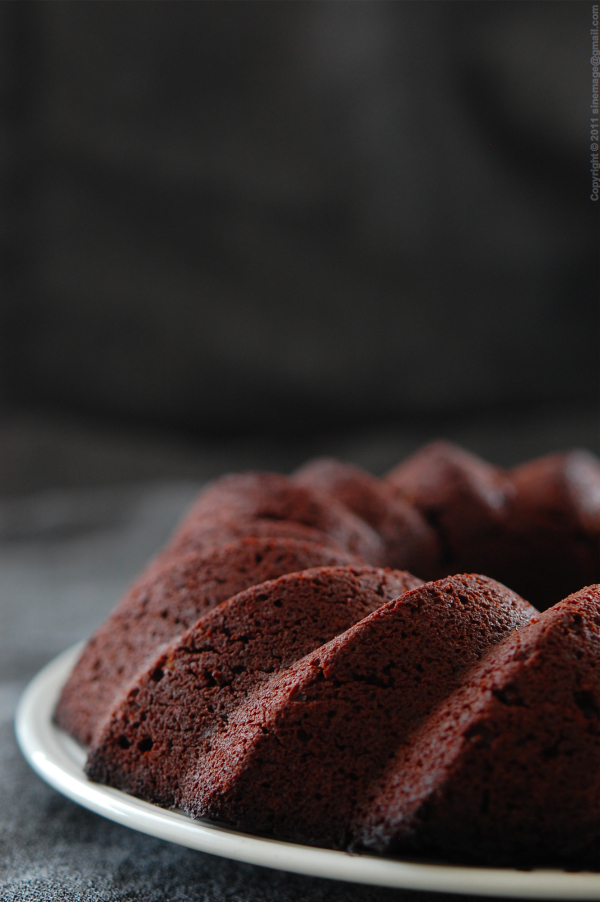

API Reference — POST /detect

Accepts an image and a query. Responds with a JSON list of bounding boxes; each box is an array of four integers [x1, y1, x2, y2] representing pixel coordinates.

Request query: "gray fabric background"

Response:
[[1, 1, 597, 434]]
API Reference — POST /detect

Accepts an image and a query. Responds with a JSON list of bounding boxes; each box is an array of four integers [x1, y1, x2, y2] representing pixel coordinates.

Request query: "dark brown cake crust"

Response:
[[355, 584, 600, 869], [293, 458, 440, 577], [85, 565, 423, 808], [55, 537, 360, 745], [385, 441, 514, 577], [497, 450, 600, 607], [385, 443, 600, 609], [186, 574, 536, 849], [160, 472, 385, 566]]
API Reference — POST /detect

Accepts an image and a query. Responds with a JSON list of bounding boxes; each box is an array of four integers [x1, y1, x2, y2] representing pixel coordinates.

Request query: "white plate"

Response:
[[15, 644, 600, 899]]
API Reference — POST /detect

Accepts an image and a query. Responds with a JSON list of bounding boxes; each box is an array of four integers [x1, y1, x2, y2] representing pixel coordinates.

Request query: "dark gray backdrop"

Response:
[[1, 1, 597, 438]]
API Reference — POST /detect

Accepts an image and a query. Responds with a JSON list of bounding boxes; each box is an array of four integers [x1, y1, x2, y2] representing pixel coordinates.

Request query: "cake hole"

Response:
[[465, 722, 493, 747], [493, 685, 525, 707], [480, 789, 489, 815], [138, 737, 154, 752], [118, 735, 131, 750], [151, 667, 164, 682], [574, 690, 600, 718], [543, 743, 560, 760]]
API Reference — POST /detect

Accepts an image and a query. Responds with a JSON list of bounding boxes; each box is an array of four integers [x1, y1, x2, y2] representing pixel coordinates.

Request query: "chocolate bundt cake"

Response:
[[159, 471, 385, 566], [385, 441, 600, 608], [293, 458, 440, 576], [85, 566, 422, 808], [54, 441, 600, 870], [354, 584, 600, 869], [498, 450, 600, 605], [385, 440, 515, 581], [55, 537, 360, 745], [186, 575, 535, 849]]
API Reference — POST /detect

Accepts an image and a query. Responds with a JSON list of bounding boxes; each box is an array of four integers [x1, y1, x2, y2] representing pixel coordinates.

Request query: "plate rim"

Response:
[[14, 643, 600, 899]]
